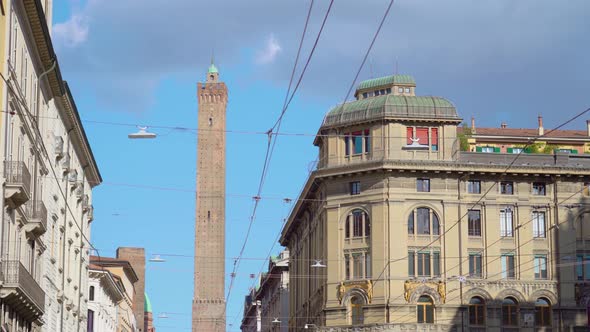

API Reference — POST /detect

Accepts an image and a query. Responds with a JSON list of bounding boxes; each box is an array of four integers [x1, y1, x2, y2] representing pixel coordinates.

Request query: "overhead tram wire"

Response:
[[223, 0, 334, 323]]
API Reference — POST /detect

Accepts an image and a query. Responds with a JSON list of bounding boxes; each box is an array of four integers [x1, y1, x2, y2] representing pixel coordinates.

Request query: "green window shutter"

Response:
[[571, 149, 578, 154], [524, 147, 531, 153], [494, 147, 501, 153], [507, 148, 513, 153], [476, 147, 482, 152]]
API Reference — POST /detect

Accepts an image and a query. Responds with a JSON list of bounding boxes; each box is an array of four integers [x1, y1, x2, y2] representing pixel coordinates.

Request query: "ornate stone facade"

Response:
[[279, 74, 590, 331]]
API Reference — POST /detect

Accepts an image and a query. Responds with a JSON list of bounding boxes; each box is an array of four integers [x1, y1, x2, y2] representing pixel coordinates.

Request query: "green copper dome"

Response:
[[208, 63, 219, 74], [145, 293, 152, 313]]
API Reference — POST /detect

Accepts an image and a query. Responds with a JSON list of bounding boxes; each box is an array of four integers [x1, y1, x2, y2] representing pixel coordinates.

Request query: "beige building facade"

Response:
[[0, 1, 100, 332], [280, 74, 590, 331]]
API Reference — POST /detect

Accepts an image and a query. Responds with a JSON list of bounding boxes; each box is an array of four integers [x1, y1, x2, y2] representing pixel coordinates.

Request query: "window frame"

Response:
[[532, 182, 546, 196], [501, 254, 516, 279], [500, 181, 514, 195], [468, 210, 482, 237], [468, 297, 485, 326], [502, 298, 519, 326], [535, 298, 551, 327], [417, 296, 434, 324], [534, 255, 548, 280], [500, 208, 514, 237], [417, 178, 430, 192], [345, 210, 370, 239], [532, 211, 546, 238], [469, 253, 483, 278], [467, 180, 481, 194], [344, 130, 371, 156]]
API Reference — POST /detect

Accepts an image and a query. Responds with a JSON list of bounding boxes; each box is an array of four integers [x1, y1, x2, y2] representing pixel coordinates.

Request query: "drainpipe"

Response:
[[552, 176, 562, 330]]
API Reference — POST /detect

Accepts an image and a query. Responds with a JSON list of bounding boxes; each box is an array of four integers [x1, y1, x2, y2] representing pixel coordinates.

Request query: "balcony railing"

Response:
[[23, 200, 47, 235], [0, 260, 45, 317], [4, 161, 31, 207]]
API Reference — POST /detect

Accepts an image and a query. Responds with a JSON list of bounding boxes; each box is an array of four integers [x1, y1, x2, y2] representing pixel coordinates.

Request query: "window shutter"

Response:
[[494, 147, 501, 153], [476, 146, 482, 152], [416, 128, 429, 145], [507, 147, 513, 153], [407, 127, 414, 145], [431, 128, 438, 145], [571, 149, 578, 154]]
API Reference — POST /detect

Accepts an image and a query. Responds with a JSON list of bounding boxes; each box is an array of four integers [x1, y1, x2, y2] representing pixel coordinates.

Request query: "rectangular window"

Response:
[[408, 251, 415, 276], [433, 252, 440, 276], [500, 208, 514, 237], [481, 146, 494, 153], [364, 129, 370, 153], [534, 255, 548, 279], [353, 254, 362, 279], [576, 254, 590, 281], [353, 132, 363, 154], [405, 87, 411, 93], [416, 128, 429, 145], [417, 178, 430, 192], [353, 212, 363, 237], [532, 211, 546, 238], [345, 136, 350, 156], [350, 181, 361, 195], [362, 92, 368, 98], [417, 252, 431, 276], [87, 309, 94, 332], [431, 128, 439, 151], [533, 182, 546, 196], [511, 148, 523, 154], [417, 208, 430, 235], [345, 254, 351, 280], [469, 253, 482, 277], [468, 180, 481, 194], [386, 88, 391, 94], [500, 181, 514, 195], [468, 210, 482, 236], [501, 254, 515, 279], [398, 87, 403, 93]]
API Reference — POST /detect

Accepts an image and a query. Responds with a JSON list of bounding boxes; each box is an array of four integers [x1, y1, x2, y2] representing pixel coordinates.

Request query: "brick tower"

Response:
[[193, 61, 227, 331]]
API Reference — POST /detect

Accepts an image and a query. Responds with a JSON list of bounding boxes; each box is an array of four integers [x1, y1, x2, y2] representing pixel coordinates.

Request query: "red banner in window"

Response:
[[416, 128, 429, 145], [431, 128, 438, 145]]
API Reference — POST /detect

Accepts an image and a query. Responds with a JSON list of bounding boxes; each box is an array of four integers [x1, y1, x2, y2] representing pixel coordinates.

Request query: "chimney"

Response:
[[538, 115, 544, 136], [471, 116, 476, 134], [501, 122, 507, 129], [587, 120, 590, 136]]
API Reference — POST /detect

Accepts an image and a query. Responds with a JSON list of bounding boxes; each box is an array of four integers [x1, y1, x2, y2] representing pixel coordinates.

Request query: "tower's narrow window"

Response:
[[207, 211, 211, 219], [209, 117, 213, 126]]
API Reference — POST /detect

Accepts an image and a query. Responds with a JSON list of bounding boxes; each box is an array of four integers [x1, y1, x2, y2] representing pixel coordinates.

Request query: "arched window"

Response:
[[345, 210, 370, 239], [350, 296, 364, 325], [468, 297, 485, 326], [89, 286, 95, 301], [535, 298, 551, 327], [408, 208, 440, 235], [502, 297, 518, 326], [417, 295, 434, 323]]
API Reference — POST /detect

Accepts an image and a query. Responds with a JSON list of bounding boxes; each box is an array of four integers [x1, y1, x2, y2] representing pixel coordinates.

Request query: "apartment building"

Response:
[[241, 250, 289, 332], [88, 264, 123, 332], [0, 1, 101, 332], [280, 74, 590, 331]]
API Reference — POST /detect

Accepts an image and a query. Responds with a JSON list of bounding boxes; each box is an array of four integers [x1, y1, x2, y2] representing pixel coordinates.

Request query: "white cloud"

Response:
[[53, 14, 89, 48], [255, 34, 282, 64]]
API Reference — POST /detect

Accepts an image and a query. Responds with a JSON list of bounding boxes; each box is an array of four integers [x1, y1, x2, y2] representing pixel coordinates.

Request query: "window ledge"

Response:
[[402, 145, 429, 151]]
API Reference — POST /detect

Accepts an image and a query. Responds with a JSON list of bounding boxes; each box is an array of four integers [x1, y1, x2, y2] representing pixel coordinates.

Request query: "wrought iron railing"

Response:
[[4, 161, 31, 195], [0, 260, 45, 310], [25, 200, 48, 231]]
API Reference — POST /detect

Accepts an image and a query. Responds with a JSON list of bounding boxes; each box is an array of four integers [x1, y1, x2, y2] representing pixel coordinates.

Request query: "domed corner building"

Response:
[[278, 74, 590, 331]]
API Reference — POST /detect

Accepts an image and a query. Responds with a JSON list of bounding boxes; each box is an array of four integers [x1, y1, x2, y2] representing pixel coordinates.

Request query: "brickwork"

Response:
[[117, 247, 146, 332], [193, 67, 227, 331]]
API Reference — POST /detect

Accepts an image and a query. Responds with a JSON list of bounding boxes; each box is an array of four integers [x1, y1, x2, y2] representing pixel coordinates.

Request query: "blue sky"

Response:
[[51, 1, 590, 331]]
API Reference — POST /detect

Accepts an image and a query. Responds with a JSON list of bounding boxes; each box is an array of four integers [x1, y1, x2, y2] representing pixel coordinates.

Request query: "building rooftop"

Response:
[[323, 95, 460, 128], [357, 74, 415, 90], [459, 126, 589, 139]]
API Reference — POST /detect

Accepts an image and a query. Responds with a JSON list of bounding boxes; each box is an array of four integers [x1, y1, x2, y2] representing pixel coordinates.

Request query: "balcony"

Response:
[[0, 260, 45, 322], [23, 201, 48, 236], [4, 161, 31, 208]]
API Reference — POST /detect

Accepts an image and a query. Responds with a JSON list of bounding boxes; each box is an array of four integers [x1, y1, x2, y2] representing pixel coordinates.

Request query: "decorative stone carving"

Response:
[[337, 280, 373, 304], [404, 280, 446, 304]]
